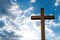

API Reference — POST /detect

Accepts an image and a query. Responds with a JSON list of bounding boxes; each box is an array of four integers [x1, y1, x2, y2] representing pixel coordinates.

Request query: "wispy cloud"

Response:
[[23, 7, 33, 14], [59, 16, 60, 20], [55, 0, 60, 6], [31, 0, 36, 3], [0, 0, 40, 40]]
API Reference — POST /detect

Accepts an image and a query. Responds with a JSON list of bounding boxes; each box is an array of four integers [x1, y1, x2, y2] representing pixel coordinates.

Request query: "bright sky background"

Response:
[[0, 0, 60, 40]]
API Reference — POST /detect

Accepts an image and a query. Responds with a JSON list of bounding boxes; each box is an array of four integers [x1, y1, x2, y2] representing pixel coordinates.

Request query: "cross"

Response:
[[31, 8, 55, 40]]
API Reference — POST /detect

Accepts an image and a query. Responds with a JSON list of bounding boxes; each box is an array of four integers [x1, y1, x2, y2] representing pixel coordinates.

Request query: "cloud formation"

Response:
[[55, 0, 60, 6], [31, 0, 36, 3]]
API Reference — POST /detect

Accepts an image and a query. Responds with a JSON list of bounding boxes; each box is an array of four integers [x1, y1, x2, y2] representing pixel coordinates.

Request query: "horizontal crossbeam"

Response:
[[31, 16, 55, 20]]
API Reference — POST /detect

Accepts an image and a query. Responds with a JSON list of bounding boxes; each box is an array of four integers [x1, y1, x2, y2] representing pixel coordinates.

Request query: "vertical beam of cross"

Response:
[[41, 8, 45, 40], [31, 8, 55, 40]]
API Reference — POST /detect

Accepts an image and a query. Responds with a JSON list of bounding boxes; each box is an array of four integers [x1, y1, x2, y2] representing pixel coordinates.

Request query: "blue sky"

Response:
[[0, 0, 60, 40]]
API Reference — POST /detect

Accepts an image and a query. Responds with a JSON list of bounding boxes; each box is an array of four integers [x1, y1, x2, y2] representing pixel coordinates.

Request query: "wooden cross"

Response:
[[31, 8, 55, 40]]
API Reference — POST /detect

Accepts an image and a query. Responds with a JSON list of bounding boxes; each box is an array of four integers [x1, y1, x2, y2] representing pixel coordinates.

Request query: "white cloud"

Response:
[[59, 16, 60, 20], [50, 20, 60, 27], [44, 19, 60, 39], [45, 20, 55, 39], [23, 7, 33, 14], [55, 0, 60, 6], [31, 0, 36, 3], [45, 20, 60, 27], [51, 36, 60, 40], [55, 37, 60, 40], [0, 0, 40, 40], [45, 26, 55, 37]]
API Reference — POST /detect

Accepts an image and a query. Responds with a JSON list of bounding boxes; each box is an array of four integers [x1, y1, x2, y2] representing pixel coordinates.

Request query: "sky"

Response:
[[0, 0, 60, 40]]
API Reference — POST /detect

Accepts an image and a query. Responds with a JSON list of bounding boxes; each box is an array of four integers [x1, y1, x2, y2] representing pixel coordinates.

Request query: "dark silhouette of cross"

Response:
[[31, 8, 55, 40]]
